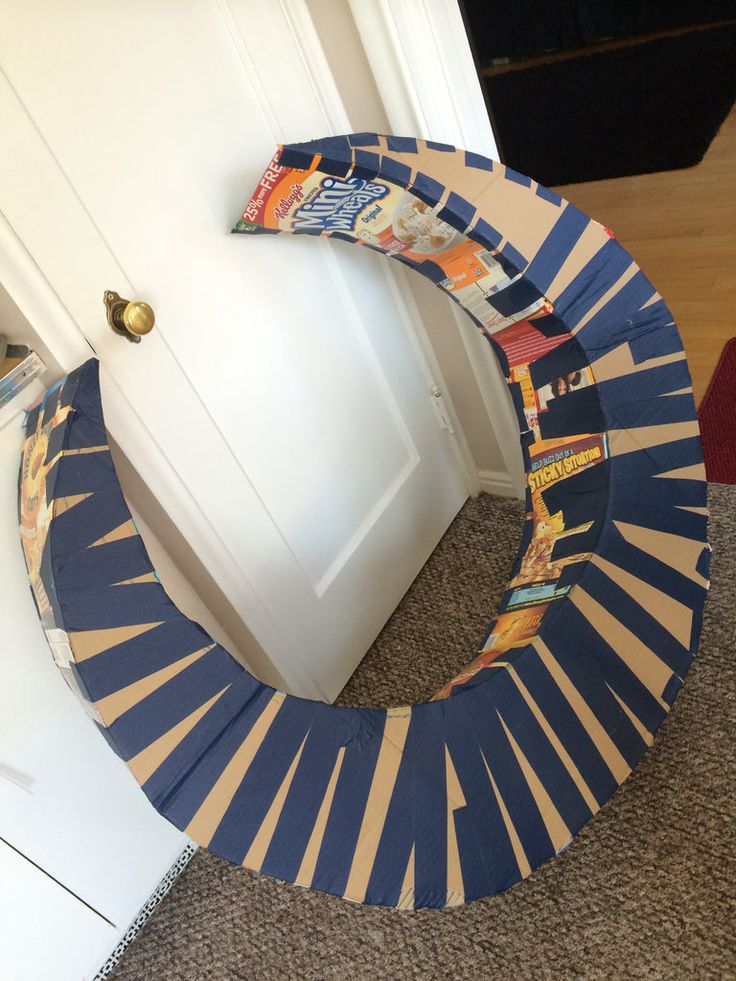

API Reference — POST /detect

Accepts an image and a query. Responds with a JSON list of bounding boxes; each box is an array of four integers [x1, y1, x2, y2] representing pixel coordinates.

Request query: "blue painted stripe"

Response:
[[76, 617, 214, 699], [261, 703, 371, 886], [583, 562, 692, 677], [143, 673, 267, 809], [491, 669, 594, 834], [464, 150, 493, 171], [486, 276, 543, 316], [535, 184, 563, 206], [525, 205, 591, 292], [575, 271, 657, 346], [538, 386, 605, 439], [629, 321, 683, 363], [609, 478, 706, 518], [208, 695, 318, 864], [512, 648, 618, 806], [311, 711, 387, 898], [558, 594, 670, 734], [54, 536, 154, 591], [607, 487, 707, 540], [108, 646, 243, 759], [410, 172, 445, 207], [597, 360, 692, 402], [504, 167, 532, 187], [529, 337, 589, 389], [471, 217, 503, 249], [499, 241, 528, 271], [351, 148, 380, 180], [553, 239, 632, 329], [410, 702, 449, 908], [608, 435, 703, 484], [365, 720, 418, 907], [436, 191, 476, 232], [277, 146, 317, 170], [443, 690, 519, 897], [378, 156, 411, 187], [598, 528, 706, 609], [70, 360, 106, 428], [45, 417, 69, 462], [348, 132, 380, 147], [386, 135, 418, 154], [465, 683, 554, 870], [160, 684, 278, 830], [58, 581, 179, 632], [537, 605, 651, 767], [604, 393, 697, 430], [51, 488, 132, 557]]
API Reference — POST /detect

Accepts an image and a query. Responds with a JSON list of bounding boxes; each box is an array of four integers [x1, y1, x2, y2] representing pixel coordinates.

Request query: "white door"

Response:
[[0, 1, 468, 701]]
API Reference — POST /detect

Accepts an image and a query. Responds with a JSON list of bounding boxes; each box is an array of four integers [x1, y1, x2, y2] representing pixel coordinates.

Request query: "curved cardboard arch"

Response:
[[20, 135, 708, 909]]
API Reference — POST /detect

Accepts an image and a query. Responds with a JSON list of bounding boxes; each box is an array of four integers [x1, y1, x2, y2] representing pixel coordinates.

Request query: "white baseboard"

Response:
[[93, 842, 196, 980], [477, 469, 522, 499]]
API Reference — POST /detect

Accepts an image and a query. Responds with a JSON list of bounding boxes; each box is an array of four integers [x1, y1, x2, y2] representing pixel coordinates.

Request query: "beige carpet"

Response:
[[110, 487, 735, 981]]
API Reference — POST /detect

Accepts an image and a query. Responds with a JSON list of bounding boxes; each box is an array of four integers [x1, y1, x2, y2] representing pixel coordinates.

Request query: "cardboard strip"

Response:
[[89, 519, 138, 547], [69, 621, 164, 662], [395, 845, 415, 911], [497, 712, 571, 854], [128, 686, 230, 785], [591, 553, 693, 648], [614, 520, 709, 588], [95, 644, 214, 726], [53, 493, 92, 517], [508, 666, 599, 813], [533, 638, 631, 784], [445, 747, 466, 906], [482, 755, 532, 879], [185, 692, 285, 846], [572, 587, 672, 706], [607, 686, 654, 747], [295, 746, 346, 889], [243, 733, 309, 871], [607, 420, 701, 457], [343, 708, 412, 904]]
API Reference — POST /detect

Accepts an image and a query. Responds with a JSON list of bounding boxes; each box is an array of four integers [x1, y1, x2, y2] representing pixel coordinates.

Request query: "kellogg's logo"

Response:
[[291, 176, 389, 233], [273, 184, 305, 220]]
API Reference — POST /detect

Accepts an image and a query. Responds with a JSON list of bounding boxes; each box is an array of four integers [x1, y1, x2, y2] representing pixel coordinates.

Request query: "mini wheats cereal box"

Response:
[[236, 148, 550, 332]]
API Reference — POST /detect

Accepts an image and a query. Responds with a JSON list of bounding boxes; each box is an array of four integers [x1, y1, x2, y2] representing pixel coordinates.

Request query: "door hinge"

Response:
[[430, 384, 455, 434]]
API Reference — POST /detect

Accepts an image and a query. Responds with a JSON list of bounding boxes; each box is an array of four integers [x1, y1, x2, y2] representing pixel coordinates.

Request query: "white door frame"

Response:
[[348, 0, 526, 498]]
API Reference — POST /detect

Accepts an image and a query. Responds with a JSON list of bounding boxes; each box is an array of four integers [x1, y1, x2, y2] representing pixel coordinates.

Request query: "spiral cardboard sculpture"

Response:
[[19, 135, 709, 909]]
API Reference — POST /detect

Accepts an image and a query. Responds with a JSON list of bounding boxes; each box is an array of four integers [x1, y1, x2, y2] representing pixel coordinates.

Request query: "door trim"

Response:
[[348, 0, 526, 498]]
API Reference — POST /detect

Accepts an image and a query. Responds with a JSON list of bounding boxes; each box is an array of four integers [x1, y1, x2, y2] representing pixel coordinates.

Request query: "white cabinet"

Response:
[[0, 399, 189, 981], [0, 839, 115, 981]]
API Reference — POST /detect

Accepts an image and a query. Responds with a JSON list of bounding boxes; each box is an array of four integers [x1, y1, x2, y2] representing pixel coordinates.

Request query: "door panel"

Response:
[[0, 0, 468, 699]]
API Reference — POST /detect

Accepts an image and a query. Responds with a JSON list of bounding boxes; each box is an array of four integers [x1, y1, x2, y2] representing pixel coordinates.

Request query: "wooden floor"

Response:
[[554, 108, 736, 405]]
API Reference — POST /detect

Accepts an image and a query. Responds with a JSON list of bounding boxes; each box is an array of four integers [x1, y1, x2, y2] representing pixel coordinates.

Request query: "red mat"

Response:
[[698, 337, 736, 483]]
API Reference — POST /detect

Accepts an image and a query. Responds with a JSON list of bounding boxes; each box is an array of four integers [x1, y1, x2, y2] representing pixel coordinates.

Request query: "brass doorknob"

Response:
[[103, 290, 156, 343]]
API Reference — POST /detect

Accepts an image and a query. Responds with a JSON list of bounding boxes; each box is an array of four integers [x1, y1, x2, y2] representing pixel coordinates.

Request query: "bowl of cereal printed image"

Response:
[[392, 192, 461, 254]]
